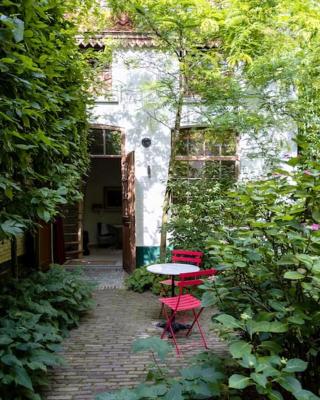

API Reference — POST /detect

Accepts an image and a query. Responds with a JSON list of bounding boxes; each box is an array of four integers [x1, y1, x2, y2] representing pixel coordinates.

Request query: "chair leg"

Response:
[[161, 308, 180, 355], [158, 284, 170, 317], [186, 308, 208, 349]]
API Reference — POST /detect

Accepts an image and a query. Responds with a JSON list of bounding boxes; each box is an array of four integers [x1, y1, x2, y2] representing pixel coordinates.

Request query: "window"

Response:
[[174, 127, 238, 181], [90, 128, 121, 156]]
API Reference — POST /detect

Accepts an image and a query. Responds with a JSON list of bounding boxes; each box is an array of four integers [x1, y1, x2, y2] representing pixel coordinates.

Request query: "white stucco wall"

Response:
[[90, 48, 297, 249], [91, 49, 175, 247]]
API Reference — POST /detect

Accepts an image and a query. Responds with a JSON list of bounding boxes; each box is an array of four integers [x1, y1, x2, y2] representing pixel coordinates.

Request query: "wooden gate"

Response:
[[122, 151, 136, 272]]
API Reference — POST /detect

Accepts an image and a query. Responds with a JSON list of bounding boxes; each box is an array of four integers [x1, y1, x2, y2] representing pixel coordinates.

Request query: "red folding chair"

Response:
[[159, 269, 218, 355], [159, 250, 204, 292]]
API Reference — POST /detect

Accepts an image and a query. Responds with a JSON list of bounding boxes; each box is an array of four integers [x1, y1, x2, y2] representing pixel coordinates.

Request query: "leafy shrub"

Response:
[[0, 265, 94, 399], [126, 266, 163, 294], [201, 164, 320, 397], [167, 178, 232, 268], [0, 0, 93, 240]]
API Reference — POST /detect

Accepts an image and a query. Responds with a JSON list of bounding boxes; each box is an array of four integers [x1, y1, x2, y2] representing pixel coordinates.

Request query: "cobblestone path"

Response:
[[43, 288, 226, 400]]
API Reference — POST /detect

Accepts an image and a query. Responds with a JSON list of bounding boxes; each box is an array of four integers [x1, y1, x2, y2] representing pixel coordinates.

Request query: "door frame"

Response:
[[88, 124, 136, 270]]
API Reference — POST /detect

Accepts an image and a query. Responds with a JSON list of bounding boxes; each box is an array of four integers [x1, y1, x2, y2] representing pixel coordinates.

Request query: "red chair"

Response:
[[159, 250, 204, 292], [159, 269, 218, 355]]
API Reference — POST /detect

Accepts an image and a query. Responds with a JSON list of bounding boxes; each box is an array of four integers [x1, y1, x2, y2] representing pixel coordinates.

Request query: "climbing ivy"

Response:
[[0, 0, 94, 239]]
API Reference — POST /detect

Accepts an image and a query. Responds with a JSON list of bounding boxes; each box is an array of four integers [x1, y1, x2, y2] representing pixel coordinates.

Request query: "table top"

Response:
[[147, 263, 200, 275]]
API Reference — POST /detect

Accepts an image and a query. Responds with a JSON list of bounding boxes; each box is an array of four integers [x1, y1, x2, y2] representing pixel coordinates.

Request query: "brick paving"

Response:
[[43, 285, 226, 400]]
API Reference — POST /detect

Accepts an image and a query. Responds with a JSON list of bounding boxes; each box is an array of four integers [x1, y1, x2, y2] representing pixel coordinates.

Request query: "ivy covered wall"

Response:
[[0, 0, 93, 241]]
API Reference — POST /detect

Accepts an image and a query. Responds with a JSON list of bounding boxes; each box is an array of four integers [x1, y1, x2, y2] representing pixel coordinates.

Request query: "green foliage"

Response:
[[125, 266, 164, 294], [0, 0, 94, 240], [132, 337, 172, 362], [96, 346, 226, 400], [0, 265, 94, 399], [201, 163, 320, 397], [167, 178, 233, 266]]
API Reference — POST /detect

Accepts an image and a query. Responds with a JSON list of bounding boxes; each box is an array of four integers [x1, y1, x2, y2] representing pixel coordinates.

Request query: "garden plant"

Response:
[[0, 265, 94, 399]]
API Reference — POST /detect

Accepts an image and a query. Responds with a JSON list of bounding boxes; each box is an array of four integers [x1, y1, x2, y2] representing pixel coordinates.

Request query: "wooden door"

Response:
[[122, 151, 136, 272], [38, 222, 52, 270]]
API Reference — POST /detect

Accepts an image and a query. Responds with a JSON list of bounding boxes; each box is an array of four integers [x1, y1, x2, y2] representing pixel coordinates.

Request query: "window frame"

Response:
[[89, 125, 124, 159], [174, 126, 240, 180]]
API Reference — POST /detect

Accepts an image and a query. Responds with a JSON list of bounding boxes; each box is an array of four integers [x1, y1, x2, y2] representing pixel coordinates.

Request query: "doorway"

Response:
[[83, 158, 123, 267], [63, 126, 136, 271]]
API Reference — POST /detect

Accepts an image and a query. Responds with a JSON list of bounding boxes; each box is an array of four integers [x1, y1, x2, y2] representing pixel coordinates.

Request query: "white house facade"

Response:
[[78, 31, 297, 268]]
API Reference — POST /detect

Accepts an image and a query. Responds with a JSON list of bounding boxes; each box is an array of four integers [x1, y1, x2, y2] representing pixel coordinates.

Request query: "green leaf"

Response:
[[283, 359, 308, 373], [250, 372, 268, 388], [164, 383, 183, 400], [12, 17, 24, 42], [229, 341, 253, 358], [295, 254, 314, 268], [269, 390, 284, 400], [215, 314, 241, 329], [132, 337, 171, 361], [0, 335, 13, 345], [1, 220, 24, 236], [2, 354, 23, 367], [248, 320, 288, 333], [136, 383, 167, 398], [191, 381, 213, 397], [277, 376, 302, 393], [228, 374, 252, 389], [294, 389, 320, 400], [238, 354, 257, 369], [201, 291, 217, 307], [283, 271, 305, 280], [14, 366, 33, 390], [258, 341, 282, 354], [96, 389, 138, 400]]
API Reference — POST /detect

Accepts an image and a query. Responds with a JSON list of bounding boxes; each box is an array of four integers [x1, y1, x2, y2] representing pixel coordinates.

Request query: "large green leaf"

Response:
[[229, 340, 253, 358], [250, 372, 268, 388], [214, 314, 241, 329], [132, 337, 171, 361], [283, 271, 305, 280], [0, 335, 13, 345], [228, 374, 252, 389], [283, 359, 308, 373], [14, 366, 33, 390], [136, 383, 167, 398], [248, 320, 288, 333], [164, 383, 183, 400]]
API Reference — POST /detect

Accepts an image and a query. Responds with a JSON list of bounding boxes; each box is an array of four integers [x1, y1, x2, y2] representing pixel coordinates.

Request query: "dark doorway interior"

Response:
[[83, 158, 123, 266]]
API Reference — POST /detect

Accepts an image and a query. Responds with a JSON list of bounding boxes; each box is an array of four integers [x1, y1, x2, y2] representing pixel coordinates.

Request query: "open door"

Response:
[[122, 151, 136, 272]]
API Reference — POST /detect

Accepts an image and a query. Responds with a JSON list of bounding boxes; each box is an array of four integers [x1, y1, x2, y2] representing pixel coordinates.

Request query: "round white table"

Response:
[[147, 263, 200, 332], [147, 263, 200, 296]]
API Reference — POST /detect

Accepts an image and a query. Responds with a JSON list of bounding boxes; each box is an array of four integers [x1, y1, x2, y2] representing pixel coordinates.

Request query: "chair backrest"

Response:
[[176, 269, 218, 290], [172, 249, 203, 267], [172, 269, 218, 311]]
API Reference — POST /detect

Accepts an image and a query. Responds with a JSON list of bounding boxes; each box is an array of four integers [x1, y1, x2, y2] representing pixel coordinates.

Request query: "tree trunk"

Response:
[[159, 65, 185, 261]]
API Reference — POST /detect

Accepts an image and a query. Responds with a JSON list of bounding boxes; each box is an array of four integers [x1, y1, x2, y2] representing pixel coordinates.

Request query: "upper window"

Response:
[[174, 127, 238, 181], [90, 128, 121, 156]]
